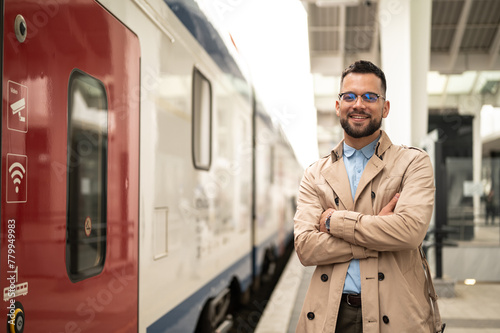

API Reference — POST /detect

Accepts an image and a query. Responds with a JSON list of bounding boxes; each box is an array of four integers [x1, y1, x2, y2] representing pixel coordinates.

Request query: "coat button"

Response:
[[378, 272, 385, 281], [321, 274, 328, 282], [307, 312, 315, 320], [371, 191, 376, 199], [383, 315, 390, 324], [334, 197, 339, 206]]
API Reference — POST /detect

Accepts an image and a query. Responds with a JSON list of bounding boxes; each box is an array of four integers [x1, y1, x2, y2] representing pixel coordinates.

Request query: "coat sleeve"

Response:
[[294, 163, 379, 266], [330, 149, 435, 252]]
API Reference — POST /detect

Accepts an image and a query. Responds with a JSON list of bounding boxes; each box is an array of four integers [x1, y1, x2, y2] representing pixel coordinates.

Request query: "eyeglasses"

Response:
[[338, 92, 385, 103]]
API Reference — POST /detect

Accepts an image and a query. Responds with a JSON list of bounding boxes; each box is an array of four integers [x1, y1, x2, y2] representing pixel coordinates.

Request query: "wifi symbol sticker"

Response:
[[7, 154, 27, 203]]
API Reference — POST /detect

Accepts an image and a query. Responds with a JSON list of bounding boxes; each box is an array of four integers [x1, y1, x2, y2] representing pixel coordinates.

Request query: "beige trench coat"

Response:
[[294, 131, 443, 333]]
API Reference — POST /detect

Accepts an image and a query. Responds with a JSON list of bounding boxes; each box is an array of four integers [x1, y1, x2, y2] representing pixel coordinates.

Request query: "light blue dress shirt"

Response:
[[342, 136, 380, 294]]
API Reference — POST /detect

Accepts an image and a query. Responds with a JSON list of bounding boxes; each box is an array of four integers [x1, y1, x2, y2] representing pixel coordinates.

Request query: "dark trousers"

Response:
[[335, 299, 363, 333]]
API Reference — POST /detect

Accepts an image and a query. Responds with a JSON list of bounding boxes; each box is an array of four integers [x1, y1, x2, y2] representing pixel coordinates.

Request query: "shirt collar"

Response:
[[343, 143, 356, 158], [343, 135, 381, 159]]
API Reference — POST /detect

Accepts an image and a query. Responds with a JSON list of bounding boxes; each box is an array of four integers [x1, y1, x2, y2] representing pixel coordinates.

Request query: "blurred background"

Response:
[[213, 0, 500, 283]]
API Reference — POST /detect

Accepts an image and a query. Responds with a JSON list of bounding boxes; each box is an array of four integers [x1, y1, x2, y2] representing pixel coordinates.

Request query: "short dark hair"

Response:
[[340, 60, 387, 95]]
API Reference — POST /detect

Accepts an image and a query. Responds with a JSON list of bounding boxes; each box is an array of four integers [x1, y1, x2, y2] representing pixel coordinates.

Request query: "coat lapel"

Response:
[[354, 131, 392, 203], [321, 160, 354, 211], [320, 131, 393, 211], [354, 155, 385, 203], [320, 142, 354, 210]]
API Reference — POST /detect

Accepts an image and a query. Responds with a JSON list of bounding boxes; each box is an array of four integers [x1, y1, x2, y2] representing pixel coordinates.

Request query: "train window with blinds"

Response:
[[66, 70, 108, 282], [192, 68, 213, 170]]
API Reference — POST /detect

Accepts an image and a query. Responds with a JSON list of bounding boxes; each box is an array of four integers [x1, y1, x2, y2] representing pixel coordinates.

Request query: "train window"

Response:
[[192, 68, 212, 170], [66, 70, 108, 282]]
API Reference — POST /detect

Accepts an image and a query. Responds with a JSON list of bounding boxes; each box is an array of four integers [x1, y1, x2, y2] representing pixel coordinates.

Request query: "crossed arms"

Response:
[[294, 151, 435, 267]]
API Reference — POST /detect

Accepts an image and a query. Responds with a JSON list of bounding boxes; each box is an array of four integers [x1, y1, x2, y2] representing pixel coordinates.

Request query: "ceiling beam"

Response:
[[338, 5, 346, 67], [447, 0, 472, 70], [468, 71, 481, 95], [431, 53, 500, 73], [489, 23, 500, 68], [439, 75, 450, 109], [369, 4, 379, 64], [310, 54, 344, 74]]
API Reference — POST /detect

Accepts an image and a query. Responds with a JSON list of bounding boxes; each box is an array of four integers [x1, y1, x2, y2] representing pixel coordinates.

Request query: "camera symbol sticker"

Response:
[[7, 154, 27, 203], [8, 81, 28, 133]]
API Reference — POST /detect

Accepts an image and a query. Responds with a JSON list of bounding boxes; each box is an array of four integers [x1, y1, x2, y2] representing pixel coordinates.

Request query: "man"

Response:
[[294, 61, 444, 332]]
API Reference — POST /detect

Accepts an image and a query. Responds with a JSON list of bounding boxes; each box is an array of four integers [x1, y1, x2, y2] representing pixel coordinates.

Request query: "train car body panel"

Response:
[[1, 0, 303, 331], [97, 0, 254, 331], [1, 0, 140, 331], [253, 107, 301, 278]]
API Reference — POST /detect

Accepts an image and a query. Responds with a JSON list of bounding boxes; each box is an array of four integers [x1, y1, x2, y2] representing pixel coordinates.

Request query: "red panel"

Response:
[[1, 0, 140, 331]]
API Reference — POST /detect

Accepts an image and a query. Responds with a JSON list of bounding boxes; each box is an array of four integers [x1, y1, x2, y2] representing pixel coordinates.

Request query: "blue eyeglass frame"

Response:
[[338, 92, 385, 103]]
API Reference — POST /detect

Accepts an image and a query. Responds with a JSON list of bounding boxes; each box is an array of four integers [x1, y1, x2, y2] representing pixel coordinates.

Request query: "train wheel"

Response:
[[229, 278, 242, 311], [6, 301, 24, 333], [195, 300, 216, 333], [261, 248, 277, 282], [195, 287, 233, 333]]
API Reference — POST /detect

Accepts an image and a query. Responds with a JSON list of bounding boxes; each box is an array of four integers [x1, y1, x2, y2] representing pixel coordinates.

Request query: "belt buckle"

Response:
[[346, 293, 360, 307]]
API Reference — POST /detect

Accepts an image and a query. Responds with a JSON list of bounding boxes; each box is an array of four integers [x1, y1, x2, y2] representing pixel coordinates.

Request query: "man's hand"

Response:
[[379, 193, 400, 216]]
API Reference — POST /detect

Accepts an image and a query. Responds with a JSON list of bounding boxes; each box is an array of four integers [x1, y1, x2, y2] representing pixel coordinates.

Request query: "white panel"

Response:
[[153, 207, 168, 260]]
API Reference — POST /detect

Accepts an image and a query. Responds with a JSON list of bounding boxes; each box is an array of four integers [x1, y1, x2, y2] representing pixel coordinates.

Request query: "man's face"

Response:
[[335, 73, 390, 140]]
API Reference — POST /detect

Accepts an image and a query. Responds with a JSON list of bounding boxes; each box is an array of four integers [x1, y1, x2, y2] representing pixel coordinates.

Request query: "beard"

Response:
[[340, 111, 382, 139]]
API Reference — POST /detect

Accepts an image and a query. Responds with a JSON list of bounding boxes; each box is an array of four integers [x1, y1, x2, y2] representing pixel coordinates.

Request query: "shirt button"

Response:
[[383, 315, 390, 324], [321, 274, 328, 282], [307, 312, 315, 320]]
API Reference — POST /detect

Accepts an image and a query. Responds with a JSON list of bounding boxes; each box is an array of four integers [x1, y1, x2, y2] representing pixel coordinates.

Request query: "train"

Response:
[[0, 0, 305, 332]]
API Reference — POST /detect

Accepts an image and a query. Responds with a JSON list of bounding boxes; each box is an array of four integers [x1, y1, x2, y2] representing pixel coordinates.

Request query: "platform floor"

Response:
[[254, 251, 500, 333]]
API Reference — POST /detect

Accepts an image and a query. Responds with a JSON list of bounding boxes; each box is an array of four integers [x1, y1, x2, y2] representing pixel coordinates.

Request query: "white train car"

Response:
[[0, 0, 303, 332], [253, 102, 301, 282]]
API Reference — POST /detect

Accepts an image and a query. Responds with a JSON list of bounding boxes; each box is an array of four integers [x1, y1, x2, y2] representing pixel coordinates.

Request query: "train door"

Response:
[[1, 0, 140, 332]]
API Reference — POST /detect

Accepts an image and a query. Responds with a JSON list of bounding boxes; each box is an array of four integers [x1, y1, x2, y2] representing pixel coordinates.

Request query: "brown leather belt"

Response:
[[341, 293, 362, 308]]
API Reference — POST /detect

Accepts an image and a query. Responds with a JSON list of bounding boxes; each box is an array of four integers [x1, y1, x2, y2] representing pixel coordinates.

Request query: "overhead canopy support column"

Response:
[[378, 0, 432, 146]]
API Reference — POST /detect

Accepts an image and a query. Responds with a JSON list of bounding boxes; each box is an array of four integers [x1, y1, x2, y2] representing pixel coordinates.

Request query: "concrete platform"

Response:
[[254, 251, 500, 333]]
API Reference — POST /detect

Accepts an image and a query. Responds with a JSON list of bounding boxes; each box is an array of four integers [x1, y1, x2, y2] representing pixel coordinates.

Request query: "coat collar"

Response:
[[374, 130, 392, 159], [330, 130, 392, 162], [322, 130, 393, 208]]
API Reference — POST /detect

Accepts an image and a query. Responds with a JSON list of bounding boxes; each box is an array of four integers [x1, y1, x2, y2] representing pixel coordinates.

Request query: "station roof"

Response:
[[304, 0, 500, 156]]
